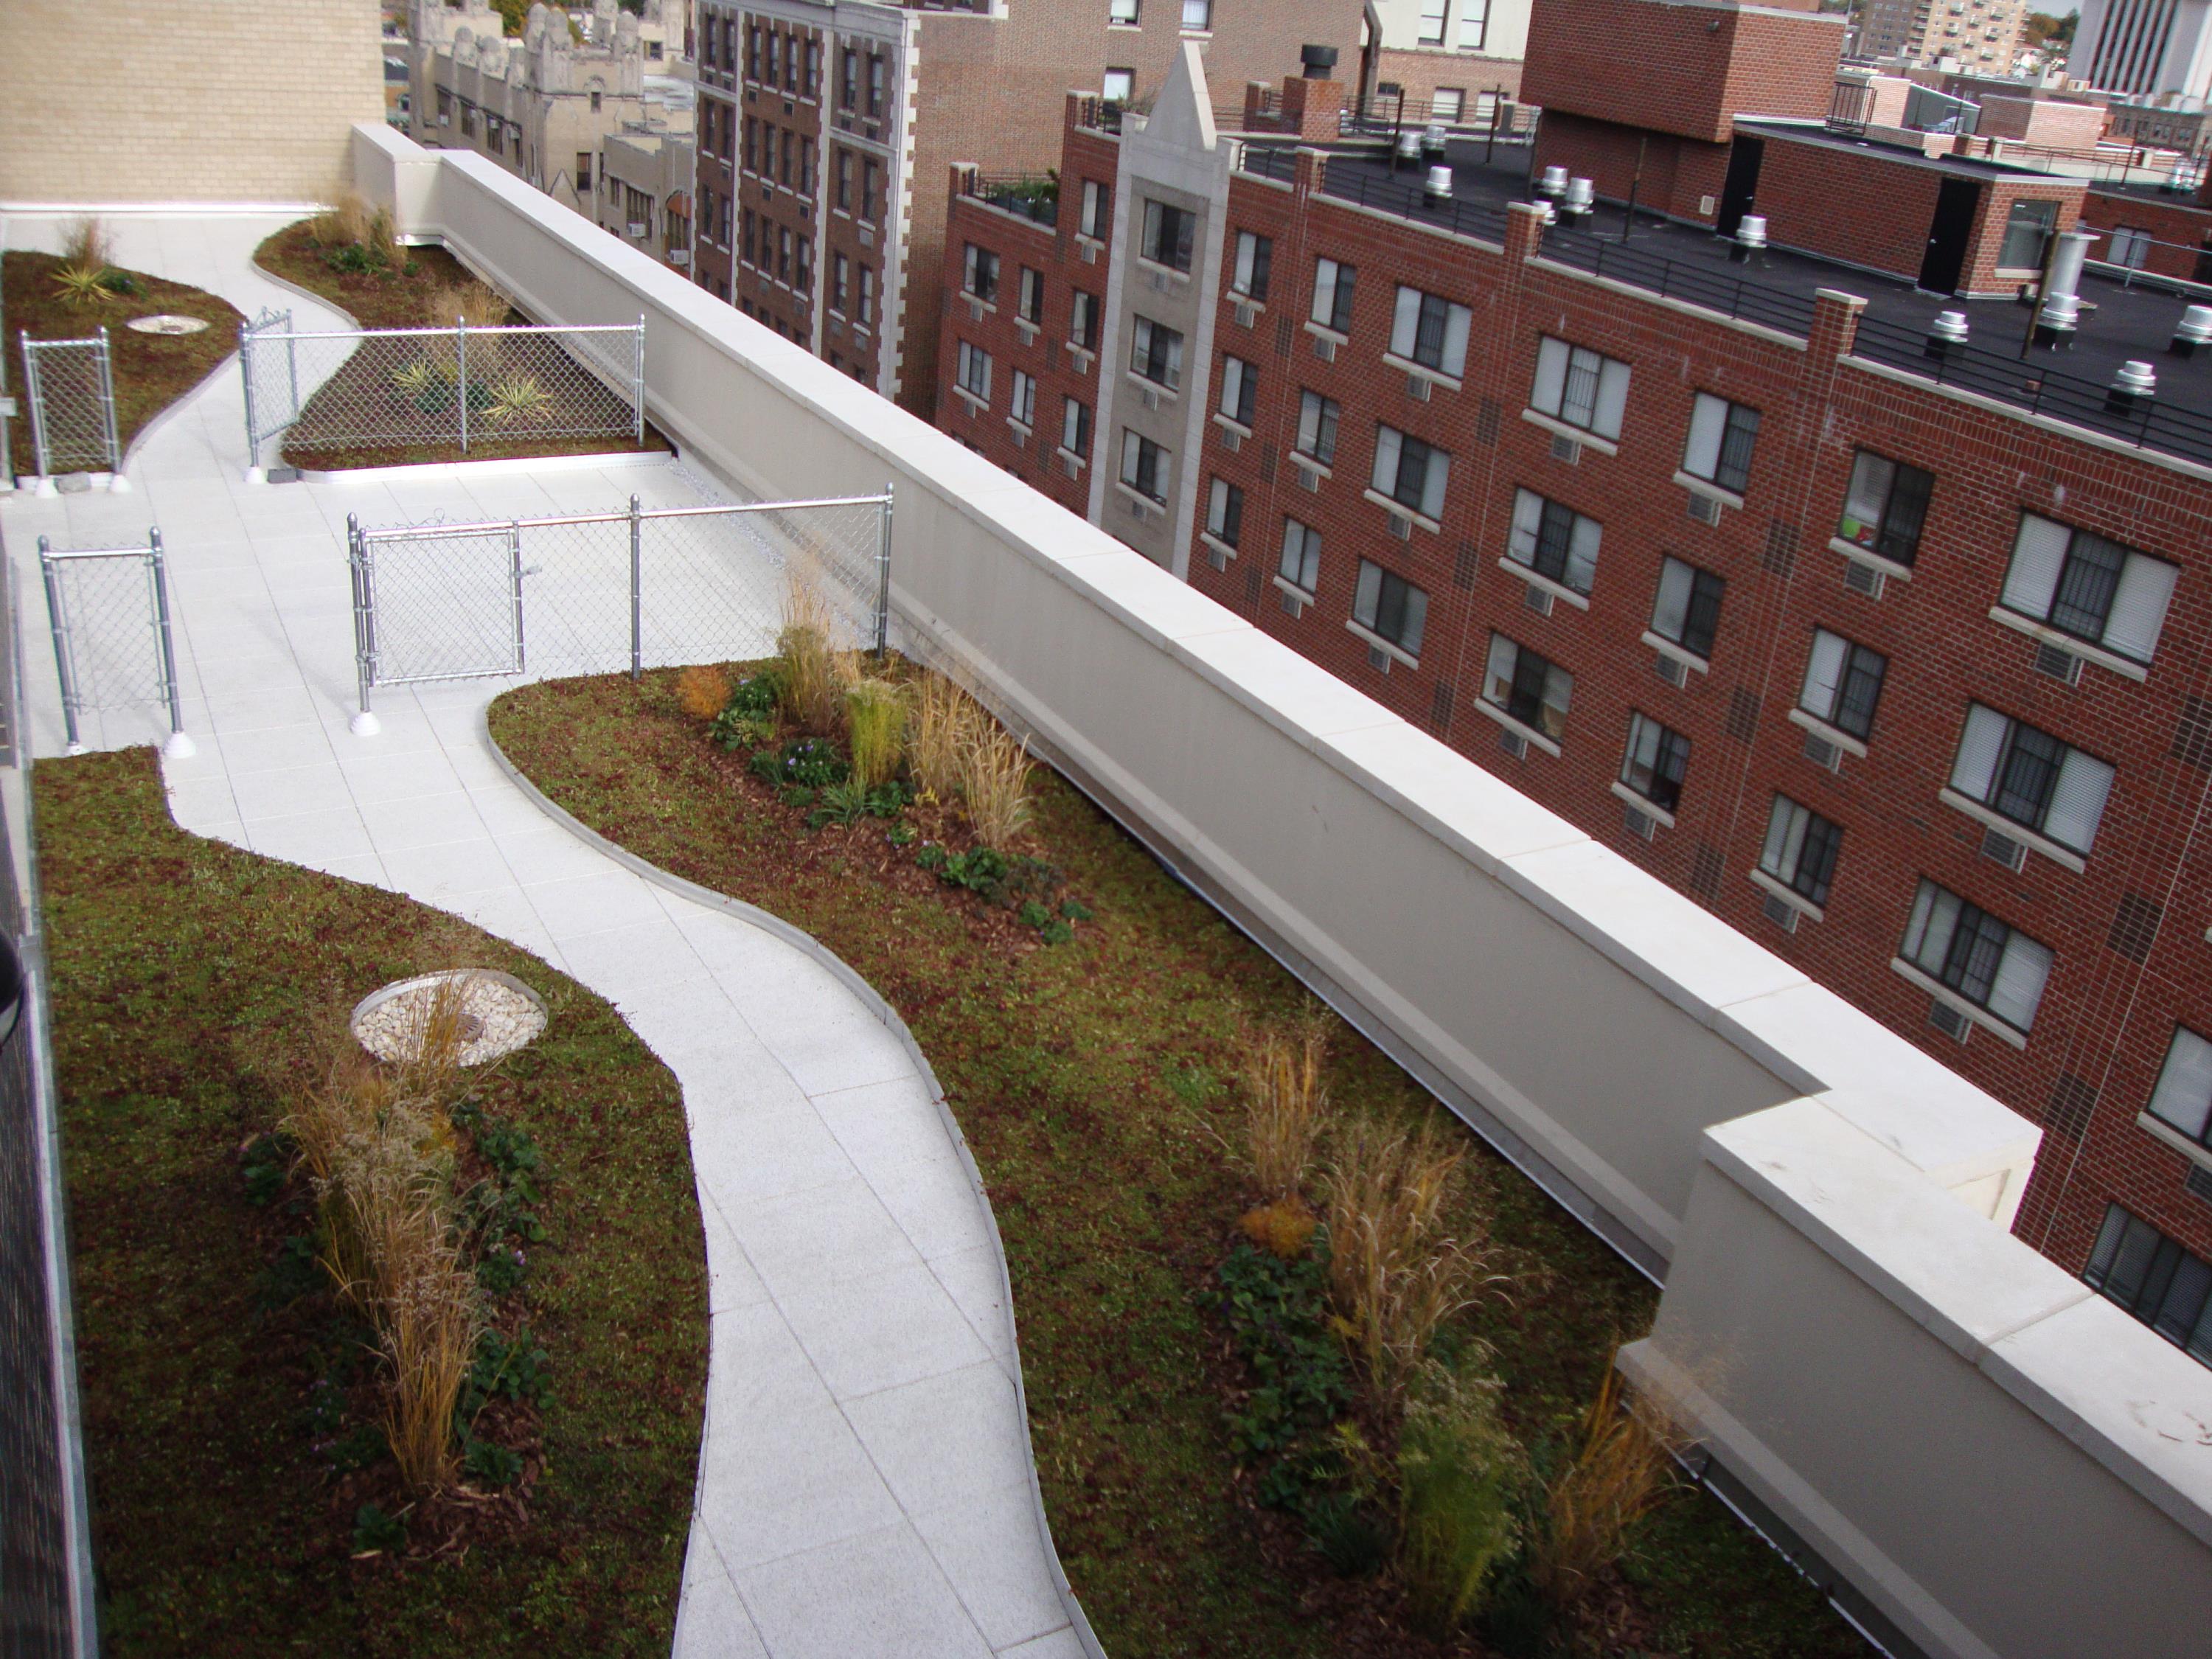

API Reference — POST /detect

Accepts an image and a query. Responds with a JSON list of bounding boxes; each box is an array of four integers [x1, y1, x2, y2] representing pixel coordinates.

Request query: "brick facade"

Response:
[[936, 108, 2212, 1290], [2079, 187, 2212, 287]]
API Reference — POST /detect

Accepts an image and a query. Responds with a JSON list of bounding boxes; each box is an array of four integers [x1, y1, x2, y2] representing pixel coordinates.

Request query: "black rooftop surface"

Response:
[[2086, 176, 2211, 204], [1242, 136, 2212, 468], [1734, 118, 2081, 182]]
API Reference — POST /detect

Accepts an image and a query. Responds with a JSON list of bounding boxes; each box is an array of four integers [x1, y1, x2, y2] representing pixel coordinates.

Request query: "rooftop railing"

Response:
[[958, 170, 1060, 229], [1537, 231, 1823, 336]]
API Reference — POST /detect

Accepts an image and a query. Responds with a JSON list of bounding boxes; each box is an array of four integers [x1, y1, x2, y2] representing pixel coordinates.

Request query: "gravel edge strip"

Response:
[[476, 706, 1110, 1659]]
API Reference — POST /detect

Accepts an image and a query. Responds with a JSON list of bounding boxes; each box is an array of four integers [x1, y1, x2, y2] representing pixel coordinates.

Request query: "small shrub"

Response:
[[757, 735, 848, 790], [62, 215, 114, 271], [887, 823, 917, 846], [476, 1247, 526, 1296], [1061, 897, 1093, 922], [256, 1234, 323, 1309], [777, 561, 856, 735], [49, 262, 114, 307], [711, 708, 774, 752], [351, 1503, 408, 1557], [675, 664, 732, 722], [484, 370, 552, 426], [325, 240, 389, 276], [727, 667, 784, 717], [959, 722, 1033, 849], [430, 279, 510, 332], [460, 1326, 552, 1423], [1239, 1197, 1318, 1260], [1018, 900, 1052, 929], [239, 1131, 294, 1207], [463, 1436, 524, 1488], [1244, 1016, 1331, 1202], [1306, 1490, 1394, 1577], [97, 270, 139, 296], [1217, 1244, 1352, 1468], [807, 779, 872, 830], [1399, 1363, 1529, 1633], [845, 679, 908, 787], [1528, 1364, 1680, 1622]]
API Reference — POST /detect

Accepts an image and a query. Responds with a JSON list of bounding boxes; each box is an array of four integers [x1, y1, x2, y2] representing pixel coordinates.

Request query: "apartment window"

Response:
[[1279, 519, 1321, 594], [1621, 714, 1690, 813], [2110, 225, 2153, 269], [1130, 316, 1184, 389], [577, 151, 594, 192], [1418, 0, 1449, 43], [1390, 287, 1472, 378], [2148, 1027, 2212, 1150], [1062, 396, 1093, 456], [841, 46, 858, 108], [795, 235, 813, 293], [1110, 0, 1139, 21], [1296, 392, 1340, 465], [1997, 198, 2059, 271], [1183, 0, 1212, 28], [1759, 796, 1843, 907], [1371, 426, 1450, 520], [862, 158, 881, 221], [747, 24, 762, 80], [744, 116, 758, 173], [1206, 478, 1244, 547], [1071, 291, 1100, 349], [741, 207, 756, 265], [1218, 355, 1256, 425], [1011, 368, 1037, 428], [1310, 257, 1356, 333], [1456, 0, 1490, 49], [1231, 232, 1272, 302], [1683, 393, 1761, 495], [1018, 265, 1044, 324], [1081, 180, 1110, 240], [1432, 88, 1464, 122], [832, 252, 849, 314], [2085, 1205, 2212, 1368], [1799, 630, 1887, 740], [784, 33, 800, 93], [956, 341, 993, 403], [1651, 557, 1725, 658], [964, 243, 1001, 303], [1950, 704, 2115, 855], [1837, 451, 1934, 567], [1120, 430, 1169, 501], [1899, 880, 2053, 1032], [780, 128, 795, 187], [1353, 561, 1428, 658], [868, 53, 887, 117], [836, 149, 852, 212], [1104, 67, 1135, 104], [805, 41, 821, 98], [858, 267, 876, 325], [590, 89, 602, 113], [1141, 199, 1196, 271], [800, 138, 814, 194], [1483, 634, 1573, 740], [1506, 489, 1600, 596], [1530, 337, 1630, 441], [487, 119, 504, 156], [2001, 515, 2177, 665], [777, 226, 792, 283]]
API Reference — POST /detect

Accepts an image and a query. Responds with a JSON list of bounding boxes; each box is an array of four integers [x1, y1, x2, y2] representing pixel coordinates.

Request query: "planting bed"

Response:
[[4, 251, 243, 477], [490, 665, 1871, 1659], [38, 748, 705, 1658]]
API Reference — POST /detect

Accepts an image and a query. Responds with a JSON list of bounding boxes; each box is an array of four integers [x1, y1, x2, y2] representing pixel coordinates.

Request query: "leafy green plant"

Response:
[[757, 735, 848, 790], [712, 707, 773, 751], [727, 668, 784, 717], [351, 1503, 408, 1556], [463, 1436, 524, 1487], [460, 1326, 552, 1425], [327, 1422, 389, 1475], [327, 240, 390, 276], [886, 823, 917, 846], [1217, 1245, 1351, 1484], [97, 270, 140, 296], [845, 679, 908, 787], [49, 262, 114, 307], [807, 780, 873, 830], [476, 1246, 527, 1296], [1399, 1362, 1529, 1633], [1061, 897, 1093, 922], [484, 371, 553, 427], [239, 1131, 294, 1207], [1306, 1489, 1394, 1578], [257, 1234, 323, 1309]]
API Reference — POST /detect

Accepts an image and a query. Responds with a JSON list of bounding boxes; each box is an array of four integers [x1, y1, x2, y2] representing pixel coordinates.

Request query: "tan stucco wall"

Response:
[[0, 0, 385, 204]]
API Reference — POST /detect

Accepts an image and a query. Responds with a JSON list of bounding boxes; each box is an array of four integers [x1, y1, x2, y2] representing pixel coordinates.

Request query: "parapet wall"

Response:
[[352, 121, 2212, 1659]]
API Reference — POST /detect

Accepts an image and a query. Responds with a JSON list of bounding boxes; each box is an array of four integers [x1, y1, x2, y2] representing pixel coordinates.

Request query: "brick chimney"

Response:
[[1279, 73, 1343, 142]]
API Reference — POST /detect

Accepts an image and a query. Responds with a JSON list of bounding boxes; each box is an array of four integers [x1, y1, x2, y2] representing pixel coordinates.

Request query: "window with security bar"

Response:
[[956, 341, 992, 403], [1507, 489, 1600, 595], [1311, 257, 1356, 333], [1389, 287, 1472, 378], [1279, 519, 1321, 594], [1120, 429, 1169, 501], [2084, 1203, 2212, 1368], [1899, 879, 2052, 1032], [1759, 795, 1842, 907], [1130, 316, 1184, 389], [1651, 557, 1723, 658], [1231, 232, 1271, 302], [1140, 198, 1195, 271], [1799, 629, 1886, 740], [1621, 713, 1690, 813], [1947, 703, 2113, 855], [1062, 397, 1092, 456], [1836, 450, 1934, 566], [1682, 392, 1760, 495], [1218, 355, 1256, 425], [1354, 560, 1427, 658], [1529, 336, 1630, 440], [1371, 426, 1450, 520], [963, 244, 999, 303], [1483, 633, 1573, 740], [2000, 514, 2176, 665], [1296, 391, 1339, 465], [1206, 478, 1243, 548], [2148, 1026, 2212, 1151]]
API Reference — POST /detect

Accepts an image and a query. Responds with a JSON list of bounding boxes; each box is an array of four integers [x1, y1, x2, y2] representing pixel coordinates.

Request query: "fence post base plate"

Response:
[[161, 731, 196, 759], [349, 711, 382, 737], [243, 465, 266, 487]]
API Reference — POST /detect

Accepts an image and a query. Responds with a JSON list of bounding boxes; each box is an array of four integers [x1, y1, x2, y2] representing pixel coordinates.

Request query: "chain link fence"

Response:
[[346, 487, 891, 725], [18, 330, 122, 487], [241, 311, 644, 472], [37, 532, 192, 757]]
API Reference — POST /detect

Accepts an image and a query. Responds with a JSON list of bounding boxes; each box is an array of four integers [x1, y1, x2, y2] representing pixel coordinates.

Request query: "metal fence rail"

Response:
[[18, 330, 122, 488], [241, 313, 646, 473], [345, 487, 892, 730], [36, 532, 192, 757]]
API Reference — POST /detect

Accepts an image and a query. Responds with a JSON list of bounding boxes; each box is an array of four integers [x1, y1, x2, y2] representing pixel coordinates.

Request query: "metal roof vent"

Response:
[[1425, 164, 1453, 204], [2171, 305, 2212, 358], [2109, 359, 2157, 415], [1925, 309, 1969, 361], [2034, 229, 2097, 348], [1729, 214, 1767, 265], [1537, 164, 1568, 200], [1299, 43, 1337, 77], [1561, 176, 1594, 226]]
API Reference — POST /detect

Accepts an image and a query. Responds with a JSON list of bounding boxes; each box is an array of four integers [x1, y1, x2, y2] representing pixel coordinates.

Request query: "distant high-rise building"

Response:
[[2073, 0, 2212, 100], [1856, 0, 2029, 72]]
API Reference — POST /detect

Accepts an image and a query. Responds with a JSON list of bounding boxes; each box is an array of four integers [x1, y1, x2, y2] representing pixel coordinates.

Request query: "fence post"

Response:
[[145, 530, 192, 757], [240, 321, 262, 482], [456, 316, 470, 454], [21, 333, 56, 495], [37, 538, 83, 754], [633, 313, 647, 445], [509, 521, 526, 673], [95, 327, 126, 491], [629, 493, 644, 681], [874, 481, 894, 660], [347, 513, 382, 736]]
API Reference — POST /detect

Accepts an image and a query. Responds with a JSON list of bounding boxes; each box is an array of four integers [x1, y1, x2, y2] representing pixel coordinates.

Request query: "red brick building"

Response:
[[935, 28, 2212, 1362]]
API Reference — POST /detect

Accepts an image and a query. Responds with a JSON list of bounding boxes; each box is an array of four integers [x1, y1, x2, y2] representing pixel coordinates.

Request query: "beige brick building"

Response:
[[0, 0, 384, 204]]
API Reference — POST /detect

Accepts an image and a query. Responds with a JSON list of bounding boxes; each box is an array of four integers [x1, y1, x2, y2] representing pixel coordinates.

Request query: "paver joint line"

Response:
[[479, 710, 1106, 1659]]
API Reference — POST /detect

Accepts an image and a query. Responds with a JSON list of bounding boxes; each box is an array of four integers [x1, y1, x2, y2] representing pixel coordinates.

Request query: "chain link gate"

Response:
[[344, 487, 892, 733], [18, 330, 123, 493], [241, 315, 644, 476], [37, 532, 193, 758]]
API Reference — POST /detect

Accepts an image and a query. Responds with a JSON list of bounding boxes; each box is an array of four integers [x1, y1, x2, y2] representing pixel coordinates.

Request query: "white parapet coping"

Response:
[[349, 121, 2212, 1659]]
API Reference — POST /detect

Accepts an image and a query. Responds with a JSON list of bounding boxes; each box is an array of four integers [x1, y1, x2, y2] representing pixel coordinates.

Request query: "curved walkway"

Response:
[[0, 212, 1088, 1659]]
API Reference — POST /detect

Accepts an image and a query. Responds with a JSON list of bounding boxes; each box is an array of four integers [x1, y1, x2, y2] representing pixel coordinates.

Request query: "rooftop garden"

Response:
[[39, 748, 704, 1658], [4, 219, 243, 478], [252, 204, 671, 471], [485, 591, 1873, 1659]]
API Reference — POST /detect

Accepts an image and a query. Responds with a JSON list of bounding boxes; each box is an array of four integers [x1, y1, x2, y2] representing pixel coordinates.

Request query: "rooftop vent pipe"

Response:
[[2171, 305, 2212, 358], [1537, 164, 1568, 201], [1560, 176, 1594, 224], [2108, 358, 2157, 415], [1422, 123, 1448, 159], [2034, 229, 2096, 348], [1924, 310, 1969, 360], [1299, 44, 1337, 77], [1425, 164, 1453, 204], [1729, 214, 1767, 264]]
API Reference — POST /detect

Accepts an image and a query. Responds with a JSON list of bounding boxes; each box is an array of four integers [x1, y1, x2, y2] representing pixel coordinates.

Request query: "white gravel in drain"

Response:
[[353, 971, 546, 1066]]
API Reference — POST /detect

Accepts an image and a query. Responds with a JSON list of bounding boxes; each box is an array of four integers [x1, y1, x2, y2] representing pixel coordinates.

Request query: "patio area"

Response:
[[0, 210, 1083, 1659]]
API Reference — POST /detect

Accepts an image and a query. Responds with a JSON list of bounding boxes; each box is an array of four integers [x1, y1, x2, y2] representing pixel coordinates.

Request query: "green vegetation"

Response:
[[40, 748, 703, 1657], [489, 664, 1871, 1658]]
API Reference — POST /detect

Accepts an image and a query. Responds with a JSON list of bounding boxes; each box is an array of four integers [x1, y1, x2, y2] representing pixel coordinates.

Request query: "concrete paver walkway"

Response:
[[0, 211, 1083, 1659]]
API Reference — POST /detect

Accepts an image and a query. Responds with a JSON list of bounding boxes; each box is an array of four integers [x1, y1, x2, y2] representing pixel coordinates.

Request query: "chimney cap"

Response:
[[1299, 44, 1338, 77]]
